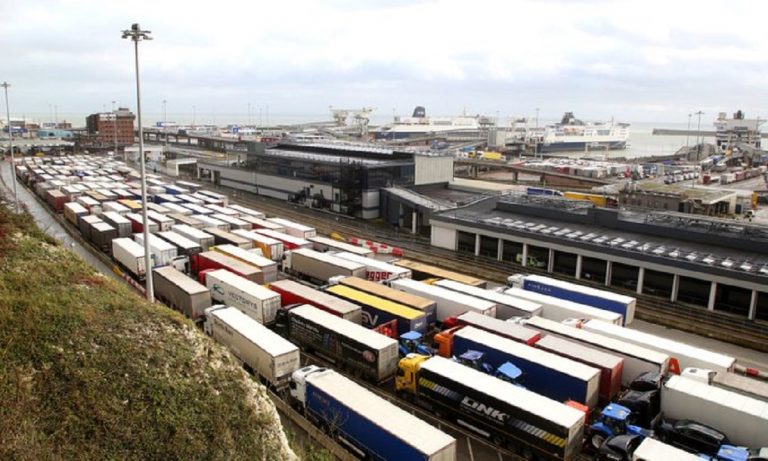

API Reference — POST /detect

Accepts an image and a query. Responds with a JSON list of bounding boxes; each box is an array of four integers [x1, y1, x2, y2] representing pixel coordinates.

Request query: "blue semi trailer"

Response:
[[509, 274, 636, 325], [290, 365, 456, 461], [453, 326, 601, 408]]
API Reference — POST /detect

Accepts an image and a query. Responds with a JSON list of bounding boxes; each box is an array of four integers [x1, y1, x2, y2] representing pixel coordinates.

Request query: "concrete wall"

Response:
[[414, 155, 454, 185], [431, 225, 457, 250]]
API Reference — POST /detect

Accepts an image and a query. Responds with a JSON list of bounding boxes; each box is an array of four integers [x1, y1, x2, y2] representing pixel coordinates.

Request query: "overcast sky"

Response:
[[2, 0, 766, 125]]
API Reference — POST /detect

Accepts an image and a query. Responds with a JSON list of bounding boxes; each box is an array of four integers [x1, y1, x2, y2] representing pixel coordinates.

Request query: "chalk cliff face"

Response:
[[0, 201, 297, 461]]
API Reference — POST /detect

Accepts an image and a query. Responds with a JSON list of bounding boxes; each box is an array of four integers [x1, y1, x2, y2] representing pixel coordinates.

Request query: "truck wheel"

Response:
[[590, 433, 606, 451]]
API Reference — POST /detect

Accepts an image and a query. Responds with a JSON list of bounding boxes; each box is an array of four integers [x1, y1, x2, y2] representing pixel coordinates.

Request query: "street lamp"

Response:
[[1, 82, 19, 213], [694, 110, 704, 156], [686, 113, 692, 150], [122, 23, 154, 303]]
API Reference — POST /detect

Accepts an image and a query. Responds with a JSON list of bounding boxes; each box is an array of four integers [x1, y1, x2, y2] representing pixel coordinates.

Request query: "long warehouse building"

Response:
[[429, 194, 768, 322]]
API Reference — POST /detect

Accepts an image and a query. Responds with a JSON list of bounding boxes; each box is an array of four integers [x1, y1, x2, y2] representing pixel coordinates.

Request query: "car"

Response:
[[656, 419, 729, 457], [596, 434, 644, 461]]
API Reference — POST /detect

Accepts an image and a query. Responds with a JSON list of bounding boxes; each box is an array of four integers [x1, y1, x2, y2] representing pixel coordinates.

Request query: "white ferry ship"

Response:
[[373, 106, 493, 140], [530, 112, 630, 153]]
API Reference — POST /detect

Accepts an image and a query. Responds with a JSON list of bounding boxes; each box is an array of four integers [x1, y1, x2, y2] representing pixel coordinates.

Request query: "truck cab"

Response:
[[289, 365, 328, 409], [395, 354, 430, 397], [589, 403, 653, 450], [506, 274, 525, 288], [398, 331, 433, 357], [617, 372, 662, 429], [273, 304, 303, 336], [455, 350, 495, 375], [433, 325, 464, 357]]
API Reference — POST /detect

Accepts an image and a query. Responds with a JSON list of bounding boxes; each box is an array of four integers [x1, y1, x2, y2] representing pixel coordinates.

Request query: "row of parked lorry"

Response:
[[17, 154, 768, 461]]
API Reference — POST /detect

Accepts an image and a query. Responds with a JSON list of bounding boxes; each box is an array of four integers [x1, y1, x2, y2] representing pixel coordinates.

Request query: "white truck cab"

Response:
[[289, 365, 329, 407]]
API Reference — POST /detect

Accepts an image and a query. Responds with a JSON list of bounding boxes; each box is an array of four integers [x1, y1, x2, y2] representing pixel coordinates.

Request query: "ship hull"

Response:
[[539, 140, 627, 153]]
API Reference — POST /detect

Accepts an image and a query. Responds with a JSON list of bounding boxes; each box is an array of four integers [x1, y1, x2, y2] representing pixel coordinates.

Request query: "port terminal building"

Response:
[[196, 141, 455, 219], [429, 194, 768, 322]]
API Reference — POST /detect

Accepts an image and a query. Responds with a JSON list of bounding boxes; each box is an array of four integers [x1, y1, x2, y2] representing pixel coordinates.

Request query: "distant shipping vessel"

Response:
[[529, 112, 630, 153], [373, 106, 493, 140]]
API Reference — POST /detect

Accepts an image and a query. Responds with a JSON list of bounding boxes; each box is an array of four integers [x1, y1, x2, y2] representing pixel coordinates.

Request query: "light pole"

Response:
[[112, 100, 118, 158], [686, 113, 692, 150], [2, 82, 19, 213], [192, 105, 196, 126], [122, 23, 154, 303], [248, 102, 251, 125], [695, 110, 704, 156]]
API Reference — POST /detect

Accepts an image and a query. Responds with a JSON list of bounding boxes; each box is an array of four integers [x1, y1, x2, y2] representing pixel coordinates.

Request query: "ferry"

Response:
[[373, 106, 493, 140], [529, 112, 630, 153]]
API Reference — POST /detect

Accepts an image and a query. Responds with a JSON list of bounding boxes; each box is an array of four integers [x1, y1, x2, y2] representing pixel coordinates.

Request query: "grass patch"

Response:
[[0, 199, 297, 460]]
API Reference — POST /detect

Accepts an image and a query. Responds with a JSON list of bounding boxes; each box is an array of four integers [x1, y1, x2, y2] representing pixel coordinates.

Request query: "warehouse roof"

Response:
[[432, 197, 768, 281]]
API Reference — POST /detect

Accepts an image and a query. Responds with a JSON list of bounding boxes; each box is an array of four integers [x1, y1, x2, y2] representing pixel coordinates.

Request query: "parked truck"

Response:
[[267, 217, 317, 239], [64, 201, 89, 226], [274, 304, 398, 383], [228, 204, 265, 218], [90, 222, 117, 253], [205, 305, 299, 389], [212, 244, 278, 283], [268, 280, 362, 323], [246, 218, 286, 233], [660, 375, 768, 447], [452, 326, 601, 408], [446, 311, 541, 345], [172, 224, 215, 250], [535, 335, 624, 406], [326, 284, 428, 335], [133, 232, 179, 267], [337, 276, 437, 326], [508, 274, 635, 325], [195, 251, 263, 284], [112, 237, 149, 280], [211, 213, 252, 231], [255, 228, 311, 250], [145, 210, 174, 232], [524, 316, 670, 386], [163, 203, 194, 216], [580, 320, 735, 374], [435, 279, 543, 319], [193, 214, 230, 231], [505, 287, 623, 325], [682, 367, 768, 401], [333, 251, 412, 281], [125, 212, 159, 234], [231, 229, 284, 261], [396, 355, 585, 461], [155, 231, 202, 272], [291, 365, 456, 460], [205, 269, 281, 325], [101, 211, 132, 238], [152, 266, 212, 319], [390, 278, 496, 322], [283, 248, 366, 284], [203, 226, 253, 249], [79, 215, 103, 242], [308, 235, 374, 258]]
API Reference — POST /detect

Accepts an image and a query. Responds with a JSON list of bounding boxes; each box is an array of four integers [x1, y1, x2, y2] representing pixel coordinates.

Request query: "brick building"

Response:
[[84, 108, 135, 148]]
